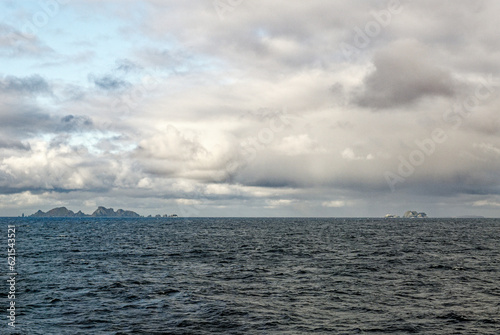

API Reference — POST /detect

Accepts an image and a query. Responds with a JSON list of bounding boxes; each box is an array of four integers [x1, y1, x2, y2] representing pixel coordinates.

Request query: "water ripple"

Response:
[[2, 217, 499, 334]]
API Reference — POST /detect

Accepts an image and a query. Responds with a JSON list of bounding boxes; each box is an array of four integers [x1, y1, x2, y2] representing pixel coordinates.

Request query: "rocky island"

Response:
[[385, 210, 428, 218], [30, 206, 141, 218], [403, 210, 427, 218]]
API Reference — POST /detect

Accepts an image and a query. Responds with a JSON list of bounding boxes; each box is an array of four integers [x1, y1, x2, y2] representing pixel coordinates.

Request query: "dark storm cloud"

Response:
[[354, 40, 457, 109], [0, 74, 51, 95]]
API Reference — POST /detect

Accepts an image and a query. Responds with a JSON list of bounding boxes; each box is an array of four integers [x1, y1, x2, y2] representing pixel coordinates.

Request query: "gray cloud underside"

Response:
[[353, 40, 458, 109], [0, 74, 51, 95], [89, 74, 130, 91]]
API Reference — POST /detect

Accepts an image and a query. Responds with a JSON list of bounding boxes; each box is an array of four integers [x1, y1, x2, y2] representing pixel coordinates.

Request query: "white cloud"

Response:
[[0, 191, 49, 208], [175, 198, 202, 206], [274, 134, 325, 156], [341, 148, 374, 161], [266, 199, 293, 208], [473, 199, 500, 208], [322, 200, 347, 208]]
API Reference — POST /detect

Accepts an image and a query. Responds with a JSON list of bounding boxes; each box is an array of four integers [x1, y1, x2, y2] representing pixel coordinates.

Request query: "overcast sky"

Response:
[[1, 0, 500, 217]]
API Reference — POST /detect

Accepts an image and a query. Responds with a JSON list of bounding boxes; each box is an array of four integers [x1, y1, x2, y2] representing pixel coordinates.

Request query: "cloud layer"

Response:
[[1, 0, 500, 217]]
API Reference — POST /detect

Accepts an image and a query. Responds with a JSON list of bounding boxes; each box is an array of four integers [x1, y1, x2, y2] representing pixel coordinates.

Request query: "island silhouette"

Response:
[[30, 206, 141, 217]]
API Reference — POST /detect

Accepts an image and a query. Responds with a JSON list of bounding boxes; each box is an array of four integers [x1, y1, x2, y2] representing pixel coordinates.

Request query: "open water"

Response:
[[1, 217, 499, 334]]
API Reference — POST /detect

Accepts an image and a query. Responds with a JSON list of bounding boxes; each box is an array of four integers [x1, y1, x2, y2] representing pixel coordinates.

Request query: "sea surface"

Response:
[[1, 217, 499, 334]]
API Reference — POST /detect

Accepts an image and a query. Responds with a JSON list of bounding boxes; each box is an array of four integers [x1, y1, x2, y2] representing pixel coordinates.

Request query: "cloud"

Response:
[[0, 109, 52, 136], [473, 199, 500, 208], [133, 125, 244, 182], [1, 0, 500, 216], [0, 137, 30, 151], [58, 115, 94, 132], [90, 74, 130, 91], [274, 134, 325, 156], [0, 23, 53, 57], [322, 200, 347, 208], [135, 125, 207, 162], [265, 199, 293, 208], [115, 58, 143, 73], [341, 148, 374, 161], [0, 74, 51, 95], [0, 108, 95, 139], [136, 47, 187, 69], [354, 40, 457, 109], [37, 51, 96, 68], [0, 139, 138, 194]]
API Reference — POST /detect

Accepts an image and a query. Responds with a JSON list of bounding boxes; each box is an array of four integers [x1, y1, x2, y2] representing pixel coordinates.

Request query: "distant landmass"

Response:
[[30, 206, 141, 218], [403, 210, 427, 218], [385, 210, 428, 218]]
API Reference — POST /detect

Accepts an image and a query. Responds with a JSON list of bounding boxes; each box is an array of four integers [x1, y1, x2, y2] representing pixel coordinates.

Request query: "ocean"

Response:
[[1, 217, 499, 334]]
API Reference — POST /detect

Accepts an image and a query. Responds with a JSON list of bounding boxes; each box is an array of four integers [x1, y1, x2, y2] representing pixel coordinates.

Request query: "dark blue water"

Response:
[[1, 217, 499, 334]]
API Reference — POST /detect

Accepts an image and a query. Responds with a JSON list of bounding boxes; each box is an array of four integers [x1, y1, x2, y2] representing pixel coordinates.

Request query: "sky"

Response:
[[1, 0, 500, 217]]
